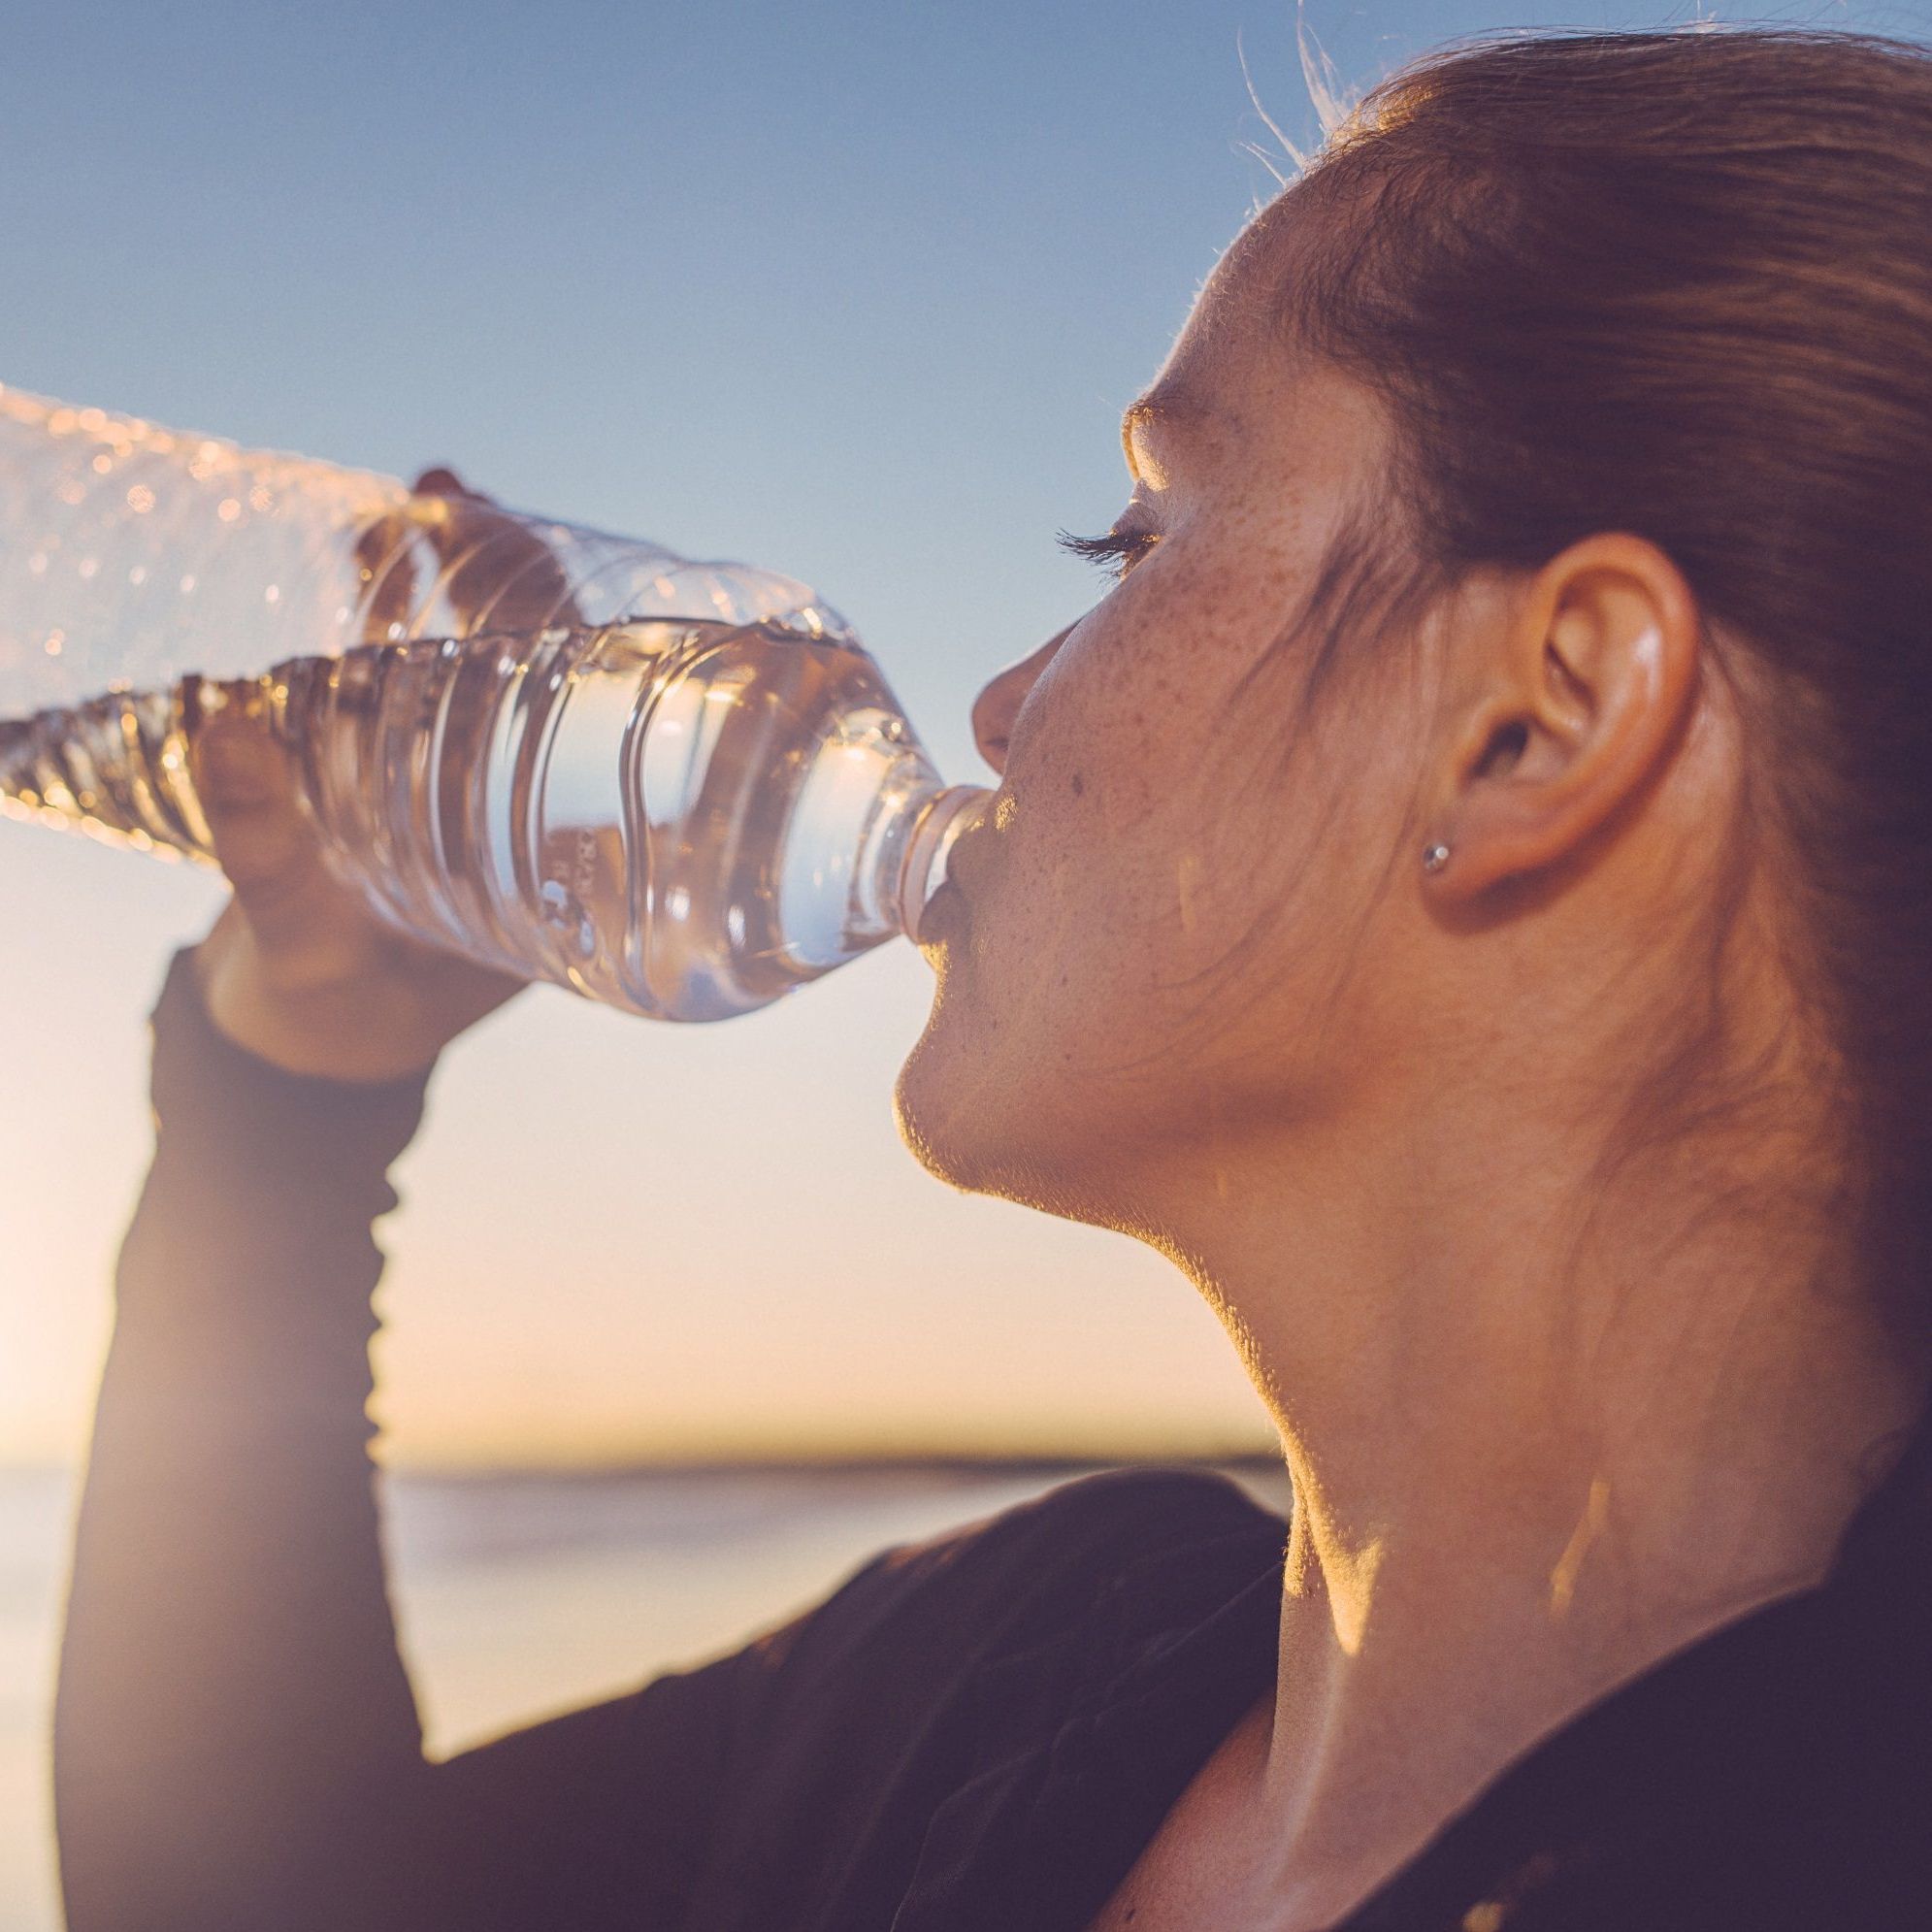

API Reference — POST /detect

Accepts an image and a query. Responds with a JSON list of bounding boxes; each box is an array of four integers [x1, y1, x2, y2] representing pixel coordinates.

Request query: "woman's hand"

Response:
[[188, 680, 527, 1084], [189, 465, 547, 1080]]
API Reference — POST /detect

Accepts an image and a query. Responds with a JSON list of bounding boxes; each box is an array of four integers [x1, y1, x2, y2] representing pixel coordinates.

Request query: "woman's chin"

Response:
[[894, 1024, 1097, 1219], [891, 1009, 1046, 1199], [892, 1024, 987, 1192]]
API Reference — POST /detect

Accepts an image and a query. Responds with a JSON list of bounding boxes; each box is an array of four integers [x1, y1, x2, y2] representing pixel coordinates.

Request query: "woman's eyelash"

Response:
[[1055, 526, 1160, 580]]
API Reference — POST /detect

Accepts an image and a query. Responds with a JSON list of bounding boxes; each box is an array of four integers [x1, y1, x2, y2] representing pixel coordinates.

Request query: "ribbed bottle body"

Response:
[[278, 620, 969, 1021], [0, 619, 985, 1020]]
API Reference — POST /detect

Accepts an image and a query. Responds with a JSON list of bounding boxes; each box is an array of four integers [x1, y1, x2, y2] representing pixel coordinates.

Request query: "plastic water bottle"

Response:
[[0, 385, 988, 1021]]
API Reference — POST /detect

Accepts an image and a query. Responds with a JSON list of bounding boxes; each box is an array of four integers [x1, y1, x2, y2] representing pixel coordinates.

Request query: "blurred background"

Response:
[[4, 0, 1928, 1924]]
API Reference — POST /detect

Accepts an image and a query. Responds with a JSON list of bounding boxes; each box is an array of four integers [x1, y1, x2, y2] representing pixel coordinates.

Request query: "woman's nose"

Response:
[[971, 627, 1072, 775]]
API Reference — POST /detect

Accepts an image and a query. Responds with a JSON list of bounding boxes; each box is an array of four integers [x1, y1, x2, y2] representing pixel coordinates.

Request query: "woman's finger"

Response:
[[191, 694, 377, 968]]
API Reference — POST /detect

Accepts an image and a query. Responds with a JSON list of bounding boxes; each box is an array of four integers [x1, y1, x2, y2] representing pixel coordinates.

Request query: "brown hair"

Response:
[[1267, 27, 1932, 1422]]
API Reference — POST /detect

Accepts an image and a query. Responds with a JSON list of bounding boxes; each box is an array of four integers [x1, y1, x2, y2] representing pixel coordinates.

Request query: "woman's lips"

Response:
[[941, 820, 991, 898], [915, 877, 967, 944]]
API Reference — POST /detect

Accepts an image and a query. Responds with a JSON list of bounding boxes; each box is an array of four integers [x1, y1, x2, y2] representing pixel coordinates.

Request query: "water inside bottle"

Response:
[[0, 619, 974, 1022]]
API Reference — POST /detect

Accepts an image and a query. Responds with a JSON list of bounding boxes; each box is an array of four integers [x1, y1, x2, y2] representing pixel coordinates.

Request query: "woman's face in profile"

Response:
[[896, 200, 1450, 1228]]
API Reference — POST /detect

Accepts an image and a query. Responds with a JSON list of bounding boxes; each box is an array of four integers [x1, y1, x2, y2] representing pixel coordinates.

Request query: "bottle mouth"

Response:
[[896, 784, 992, 940]]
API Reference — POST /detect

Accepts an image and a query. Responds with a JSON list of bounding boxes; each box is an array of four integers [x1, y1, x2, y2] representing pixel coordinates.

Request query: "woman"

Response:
[[52, 23, 1932, 1930]]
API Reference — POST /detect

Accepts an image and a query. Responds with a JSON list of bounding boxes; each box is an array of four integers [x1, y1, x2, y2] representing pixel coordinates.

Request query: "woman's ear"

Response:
[[1423, 533, 1701, 899]]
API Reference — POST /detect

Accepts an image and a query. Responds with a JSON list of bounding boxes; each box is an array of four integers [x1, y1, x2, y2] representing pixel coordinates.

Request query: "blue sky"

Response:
[[4, 0, 1927, 1464]]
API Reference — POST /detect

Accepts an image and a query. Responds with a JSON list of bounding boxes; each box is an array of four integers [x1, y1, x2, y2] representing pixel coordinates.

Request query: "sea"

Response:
[[0, 1458, 1288, 1932]]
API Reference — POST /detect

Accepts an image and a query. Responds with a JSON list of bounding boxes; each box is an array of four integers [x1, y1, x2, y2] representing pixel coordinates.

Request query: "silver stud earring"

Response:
[[1422, 842, 1451, 874]]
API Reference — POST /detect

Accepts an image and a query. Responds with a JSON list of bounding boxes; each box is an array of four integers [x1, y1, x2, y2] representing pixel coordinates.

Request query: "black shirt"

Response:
[[51, 950, 1932, 1930]]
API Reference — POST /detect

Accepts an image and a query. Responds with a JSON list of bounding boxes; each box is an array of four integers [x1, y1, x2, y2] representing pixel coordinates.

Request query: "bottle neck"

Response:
[[892, 783, 991, 940]]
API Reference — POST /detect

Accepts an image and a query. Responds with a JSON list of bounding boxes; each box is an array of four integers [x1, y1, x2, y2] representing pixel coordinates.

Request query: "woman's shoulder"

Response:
[[665, 1471, 1284, 1920]]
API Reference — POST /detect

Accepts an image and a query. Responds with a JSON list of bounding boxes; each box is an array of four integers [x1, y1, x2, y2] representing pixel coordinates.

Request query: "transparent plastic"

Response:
[[0, 386, 987, 1021]]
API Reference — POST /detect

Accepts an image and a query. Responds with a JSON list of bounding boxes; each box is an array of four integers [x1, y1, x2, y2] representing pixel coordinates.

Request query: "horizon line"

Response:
[[0, 1441, 1285, 1482]]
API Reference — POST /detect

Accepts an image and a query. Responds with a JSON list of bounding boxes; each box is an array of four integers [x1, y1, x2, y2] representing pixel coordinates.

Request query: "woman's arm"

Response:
[[53, 952, 754, 1931], [54, 947, 449, 1927]]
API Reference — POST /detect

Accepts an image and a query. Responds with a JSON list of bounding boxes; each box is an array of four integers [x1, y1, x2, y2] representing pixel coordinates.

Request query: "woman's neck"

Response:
[[1162, 1076, 1921, 1929]]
